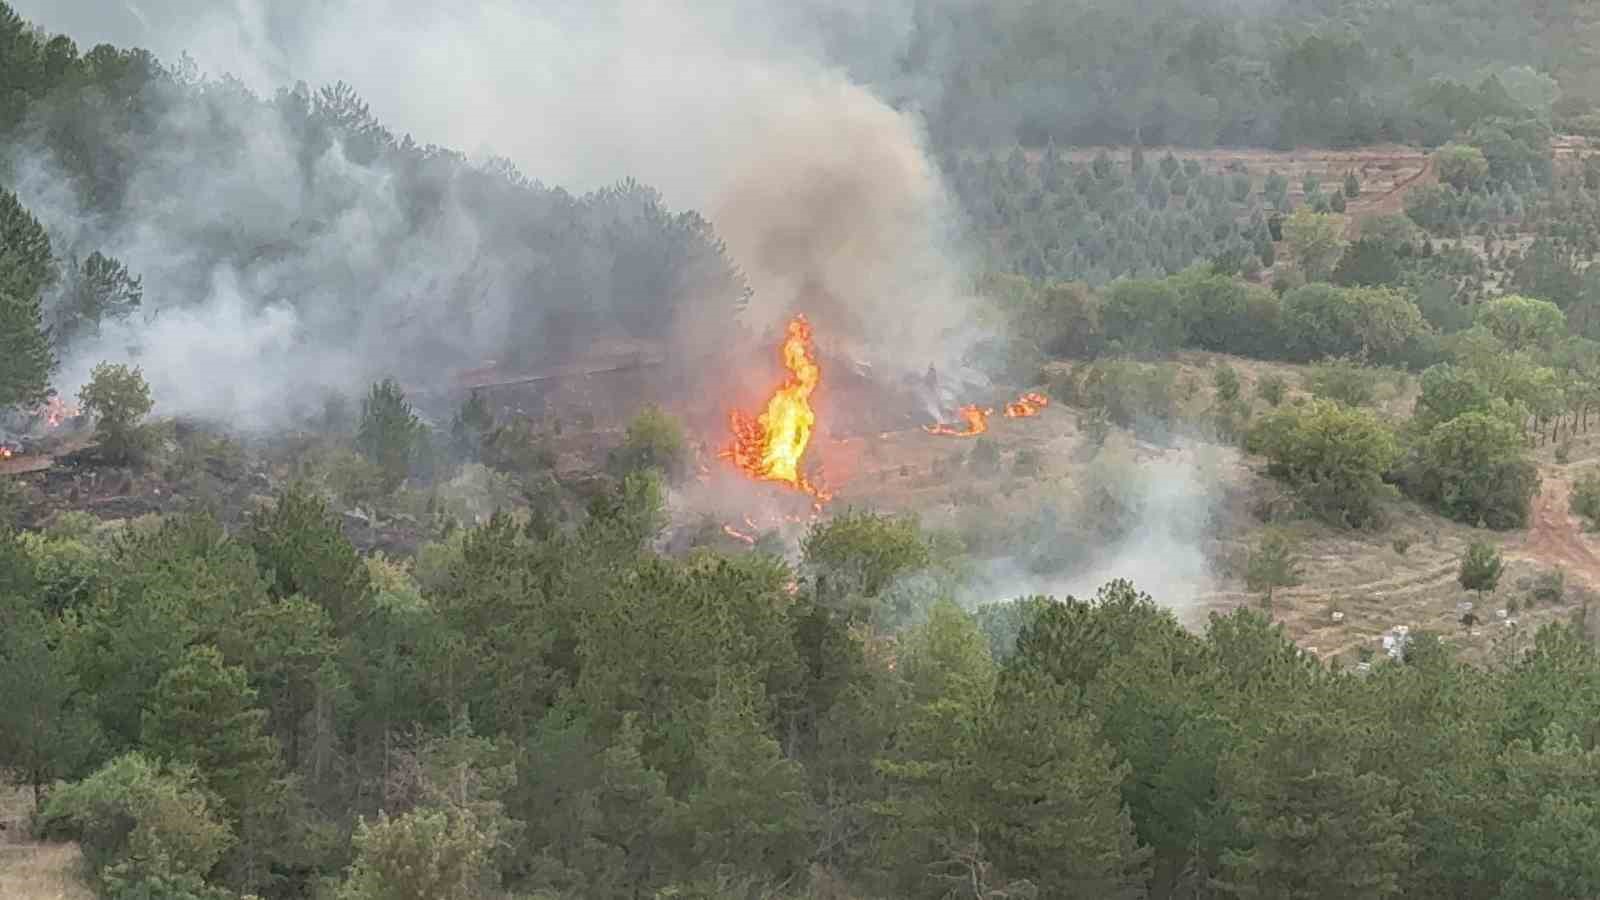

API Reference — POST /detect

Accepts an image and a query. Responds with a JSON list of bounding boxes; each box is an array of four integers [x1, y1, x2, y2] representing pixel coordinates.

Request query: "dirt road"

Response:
[[1509, 463, 1600, 590]]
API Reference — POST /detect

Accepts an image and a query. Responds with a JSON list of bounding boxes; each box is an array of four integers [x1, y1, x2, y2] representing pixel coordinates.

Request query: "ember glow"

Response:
[[1004, 391, 1050, 418], [722, 524, 757, 545], [38, 396, 80, 429], [925, 404, 992, 437], [722, 315, 830, 500]]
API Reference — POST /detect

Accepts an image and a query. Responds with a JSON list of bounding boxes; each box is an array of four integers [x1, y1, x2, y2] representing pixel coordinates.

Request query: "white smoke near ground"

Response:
[[11, 0, 986, 430], [960, 442, 1228, 618]]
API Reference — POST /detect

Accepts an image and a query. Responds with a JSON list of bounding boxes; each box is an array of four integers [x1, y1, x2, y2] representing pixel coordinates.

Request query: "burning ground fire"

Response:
[[925, 391, 1050, 437], [924, 404, 991, 437], [1004, 391, 1049, 418], [721, 315, 831, 502]]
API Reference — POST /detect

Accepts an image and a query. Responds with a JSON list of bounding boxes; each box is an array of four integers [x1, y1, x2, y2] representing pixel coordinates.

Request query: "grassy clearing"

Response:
[[0, 786, 92, 900]]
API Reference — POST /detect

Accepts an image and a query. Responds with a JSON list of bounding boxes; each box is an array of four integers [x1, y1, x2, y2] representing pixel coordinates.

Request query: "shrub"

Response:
[[1282, 283, 1427, 364], [1257, 374, 1287, 407], [609, 404, 687, 480], [1212, 364, 1241, 403], [1305, 358, 1379, 406], [1101, 278, 1185, 354], [1392, 536, 1412, 556], [79, 363, 154, 465], [1458, 541, 1503, 599], [1404, 411, 1540, 529], [1572, 471, 1600, 530], [338, 808, 499, 900], [1529, 569, 1566, 607], [481, 421, 557, 476], [1247, 399, 1400, 528], [41, 753, 235, 896]]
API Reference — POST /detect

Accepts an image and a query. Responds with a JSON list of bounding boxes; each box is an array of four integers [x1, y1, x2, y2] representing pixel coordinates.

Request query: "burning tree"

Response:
[[722, 315, 829, 500]]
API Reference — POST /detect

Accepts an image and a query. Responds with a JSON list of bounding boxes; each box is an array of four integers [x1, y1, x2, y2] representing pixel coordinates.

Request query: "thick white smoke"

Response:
[[12, 0, 984, 429]]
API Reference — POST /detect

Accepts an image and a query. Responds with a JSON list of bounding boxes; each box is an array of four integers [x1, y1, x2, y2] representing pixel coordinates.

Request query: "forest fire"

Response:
[[39, 396, 80, 429], [722, 524, 757, 545], [1004, 391, 1050, 418], [925, 404, 991, 437], [721, 315, 831, 501]]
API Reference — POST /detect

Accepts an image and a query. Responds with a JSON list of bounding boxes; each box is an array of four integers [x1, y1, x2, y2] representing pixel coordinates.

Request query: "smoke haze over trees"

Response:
[[11, 1, 1600, 899]]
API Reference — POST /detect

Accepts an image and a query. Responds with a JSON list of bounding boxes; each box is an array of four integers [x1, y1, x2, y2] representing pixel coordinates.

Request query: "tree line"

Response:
[[7, 473, 1600, 898]]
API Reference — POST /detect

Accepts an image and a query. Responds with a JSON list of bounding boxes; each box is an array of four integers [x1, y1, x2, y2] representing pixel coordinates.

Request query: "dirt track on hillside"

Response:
[[1510, 464, 1600, 591]]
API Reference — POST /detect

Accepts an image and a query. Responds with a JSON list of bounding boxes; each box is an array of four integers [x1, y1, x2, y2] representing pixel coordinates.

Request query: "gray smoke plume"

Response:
[[11, 0, 985, 430]]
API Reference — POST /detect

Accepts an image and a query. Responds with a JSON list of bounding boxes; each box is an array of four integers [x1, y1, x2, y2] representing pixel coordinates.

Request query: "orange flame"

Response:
[[925, 404, 991, 437], [722, 315, 830, 500], [723, 524, 757, 545], [38, 396, 80, 429], [0, 446, 11, 461], [1003, 391, 1050, 418]]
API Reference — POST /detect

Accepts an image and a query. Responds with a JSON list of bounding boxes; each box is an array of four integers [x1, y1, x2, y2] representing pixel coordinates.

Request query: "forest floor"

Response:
[[0, 788, 91, 900]]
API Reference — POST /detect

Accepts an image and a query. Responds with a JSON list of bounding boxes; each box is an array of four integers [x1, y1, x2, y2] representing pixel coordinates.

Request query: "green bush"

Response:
[[1404, 411, 1540, 529], [338, 808, 499, 900], [1571, 471, 1600, 530], [41, 753, 235, 896], [1306, 358, 1379, 406], [79, 363, 154, 465], [1212, 364, 1242, 403], [609, 404, 687, 479], [481, 421, 557, 476], [1257, 374, 1287, 406], [1247, 399, 1400, 528]]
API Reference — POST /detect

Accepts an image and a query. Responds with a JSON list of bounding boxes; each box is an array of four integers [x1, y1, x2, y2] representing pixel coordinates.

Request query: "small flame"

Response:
[[723, 524, 757, 545], [1004, 391, 1050, 418], [722, 315, 831, 501], [925, 404, 991, 437], [38, 396, 80, 429], [0, 446, 11, 461]]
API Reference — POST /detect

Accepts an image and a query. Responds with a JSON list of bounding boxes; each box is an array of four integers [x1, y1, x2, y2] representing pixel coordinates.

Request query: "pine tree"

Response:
[[0, 288, 53, 409], [357, 377, 422, 490], [0, 190, 55, 408], [140, 645, 281, 818], [1218, 712, 1412, 897], [683, 676, 811, 881], [983, 669, 1151, 896], [55, 251, 142, 346], [0, 188, 56, 302], [0, 603, 98, 808], [1458, 542, 1503, 602]]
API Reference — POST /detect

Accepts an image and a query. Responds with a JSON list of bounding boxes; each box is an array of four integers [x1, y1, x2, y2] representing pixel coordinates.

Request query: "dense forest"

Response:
[[9, 2, 1600, 900]]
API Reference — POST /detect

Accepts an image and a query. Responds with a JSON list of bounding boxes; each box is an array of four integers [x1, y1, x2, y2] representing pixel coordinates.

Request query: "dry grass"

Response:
[[0, 786, 93, 900], [799, 352, 1598, 667], [0, 843, 95, 900]]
